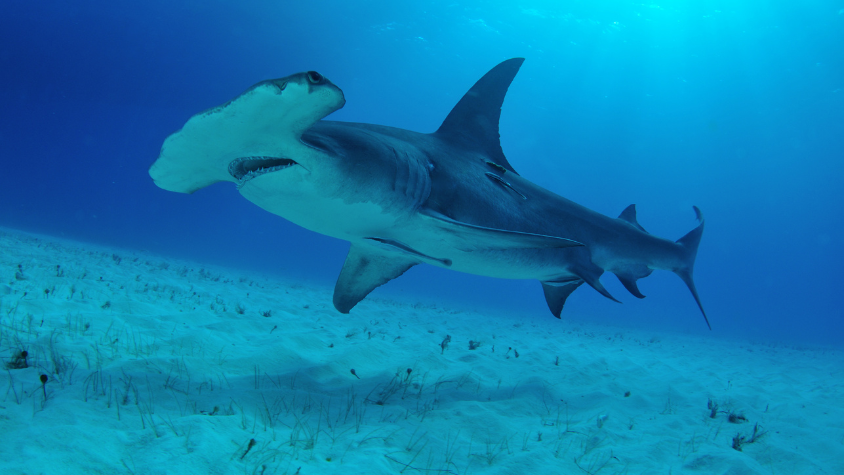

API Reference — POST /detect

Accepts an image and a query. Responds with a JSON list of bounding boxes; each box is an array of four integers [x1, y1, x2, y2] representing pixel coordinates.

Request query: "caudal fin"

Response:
[[674, 206, 710, 330]]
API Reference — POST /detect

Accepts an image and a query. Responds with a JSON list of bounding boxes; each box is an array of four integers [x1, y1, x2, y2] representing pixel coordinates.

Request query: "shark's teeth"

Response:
[[229, 156, 297, 186]]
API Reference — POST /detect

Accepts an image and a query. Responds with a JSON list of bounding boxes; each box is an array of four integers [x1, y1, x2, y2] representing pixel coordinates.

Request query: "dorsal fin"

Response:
[[435, 58, 524, 175], [618, 204, 648, 233]]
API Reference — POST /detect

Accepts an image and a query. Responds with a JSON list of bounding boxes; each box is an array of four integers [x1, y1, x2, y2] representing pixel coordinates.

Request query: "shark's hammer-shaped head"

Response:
[[149, 69, 430, 241], [149, 71, 345, 195]]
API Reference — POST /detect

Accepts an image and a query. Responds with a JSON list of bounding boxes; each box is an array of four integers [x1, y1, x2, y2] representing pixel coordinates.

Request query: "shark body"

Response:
[[149, 59, 709, 328]]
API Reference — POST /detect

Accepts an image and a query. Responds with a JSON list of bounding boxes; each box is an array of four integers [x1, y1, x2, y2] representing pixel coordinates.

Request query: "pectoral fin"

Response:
[[333, 244, 419, 313]]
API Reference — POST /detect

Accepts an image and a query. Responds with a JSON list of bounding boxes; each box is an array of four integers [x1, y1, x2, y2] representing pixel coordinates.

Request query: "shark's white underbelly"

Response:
[[243, 186, 572, 281]]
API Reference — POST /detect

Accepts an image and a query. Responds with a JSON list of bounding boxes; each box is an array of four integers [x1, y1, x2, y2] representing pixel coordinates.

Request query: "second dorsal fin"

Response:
[[618, 204, 648, 233], [435, 58, 524, 175]]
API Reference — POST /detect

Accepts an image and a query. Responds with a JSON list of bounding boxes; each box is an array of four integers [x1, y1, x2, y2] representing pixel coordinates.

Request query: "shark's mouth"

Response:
[[229, 156, 297, 184]]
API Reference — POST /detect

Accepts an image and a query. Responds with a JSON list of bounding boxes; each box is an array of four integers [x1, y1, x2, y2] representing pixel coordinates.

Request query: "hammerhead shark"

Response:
[[149, 58, 709, 329]]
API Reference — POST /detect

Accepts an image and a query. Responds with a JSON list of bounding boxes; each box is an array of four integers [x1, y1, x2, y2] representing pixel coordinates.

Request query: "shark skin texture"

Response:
[[149, 60, 710, 329]]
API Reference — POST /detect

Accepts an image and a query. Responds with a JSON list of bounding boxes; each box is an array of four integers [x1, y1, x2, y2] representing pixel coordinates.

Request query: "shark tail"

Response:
[[674, 206, 710, 330]]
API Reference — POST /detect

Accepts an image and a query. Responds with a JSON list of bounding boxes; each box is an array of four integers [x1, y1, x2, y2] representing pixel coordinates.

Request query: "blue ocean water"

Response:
[[1, 1, 841, 345]]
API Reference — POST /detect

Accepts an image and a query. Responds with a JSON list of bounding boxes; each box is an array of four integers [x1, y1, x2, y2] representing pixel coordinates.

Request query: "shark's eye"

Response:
[[307, 71, 324, 84]]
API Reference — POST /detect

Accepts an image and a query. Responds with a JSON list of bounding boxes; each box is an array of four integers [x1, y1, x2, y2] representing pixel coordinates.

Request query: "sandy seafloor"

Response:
[[0, 228, 842, 475]]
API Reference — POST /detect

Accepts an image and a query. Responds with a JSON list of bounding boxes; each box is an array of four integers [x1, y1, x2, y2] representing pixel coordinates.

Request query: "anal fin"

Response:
[[333, 244, 419, 313], [616, 274, 646, 299]]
